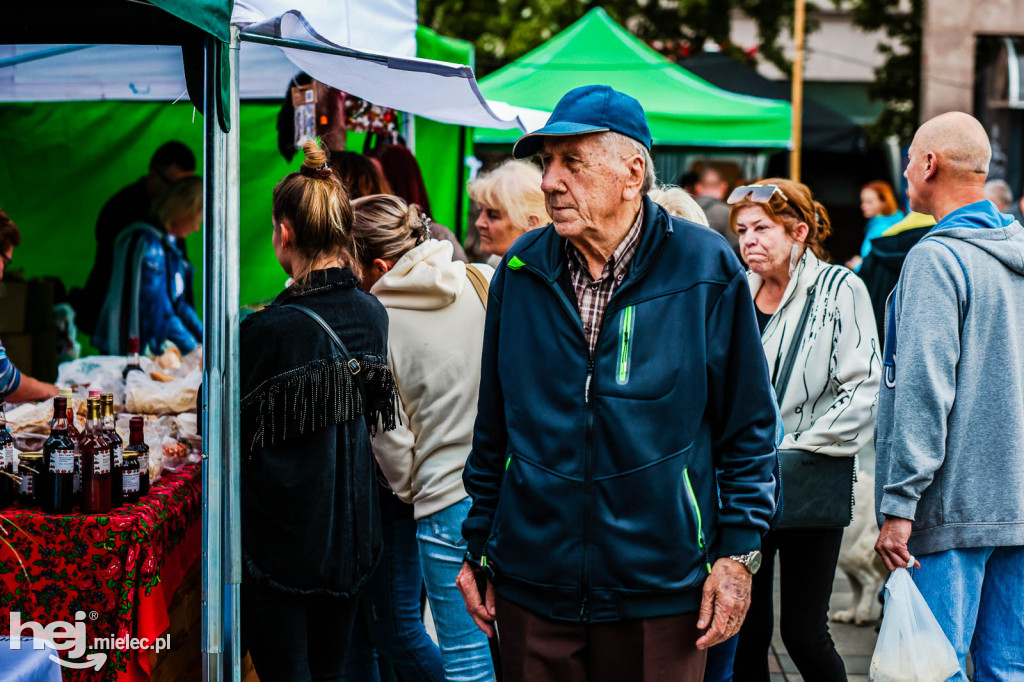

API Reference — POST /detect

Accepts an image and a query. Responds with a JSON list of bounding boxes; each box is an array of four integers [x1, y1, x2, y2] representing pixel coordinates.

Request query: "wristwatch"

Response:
[[728, 550, 763, 575]]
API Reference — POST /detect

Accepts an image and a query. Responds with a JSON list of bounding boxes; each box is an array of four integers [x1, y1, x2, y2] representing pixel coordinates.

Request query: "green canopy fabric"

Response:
[[152, 0, 233, 42], [475, 8, 791, 149]]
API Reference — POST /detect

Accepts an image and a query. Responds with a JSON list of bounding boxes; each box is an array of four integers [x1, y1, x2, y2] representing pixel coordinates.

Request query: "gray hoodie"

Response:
[[875, 200, 1024, 555]]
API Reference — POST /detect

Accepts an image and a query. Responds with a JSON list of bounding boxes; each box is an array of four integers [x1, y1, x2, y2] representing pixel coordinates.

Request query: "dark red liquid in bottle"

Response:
[[123, 337, 144, 380], [125, 417, 151, 497], [42, 397, 76, 514], [80, 398, 112, 514], [102, 395, 124, 508]]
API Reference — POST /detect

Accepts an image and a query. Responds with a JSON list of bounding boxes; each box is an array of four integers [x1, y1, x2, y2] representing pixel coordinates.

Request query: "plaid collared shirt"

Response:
[[565, 206, 644, 357]]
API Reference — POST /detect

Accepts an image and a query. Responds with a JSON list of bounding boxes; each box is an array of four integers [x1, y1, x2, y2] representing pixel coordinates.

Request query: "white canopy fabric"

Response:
[[240, 11, 524, 130], [0, 2, 526, 131]]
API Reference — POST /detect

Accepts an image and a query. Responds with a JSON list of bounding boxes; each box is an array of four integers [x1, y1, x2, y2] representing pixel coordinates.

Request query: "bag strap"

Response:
[[773, 278, 819, 403], [465, 264, 490, 310], [281, 304, 363, 378]]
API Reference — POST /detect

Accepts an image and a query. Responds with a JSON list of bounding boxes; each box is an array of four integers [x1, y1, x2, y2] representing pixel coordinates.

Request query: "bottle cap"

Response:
[[59, 387, 73, 399], [128, 338, 140, 354], [88, 389, 102, 399]]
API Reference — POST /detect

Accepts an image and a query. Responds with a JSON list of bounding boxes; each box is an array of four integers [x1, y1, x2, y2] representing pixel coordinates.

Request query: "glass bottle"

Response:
[[121, 451, 141, 504], [123, 337, 144, 379], [42, 397, 76, 513], [126, 417, 150, 496], [58, 387, 80, 449], [101, 394, 124, 509], [16, 452, 42, 505], [80, 398, 112, 514], [0, 401, 14, 509]]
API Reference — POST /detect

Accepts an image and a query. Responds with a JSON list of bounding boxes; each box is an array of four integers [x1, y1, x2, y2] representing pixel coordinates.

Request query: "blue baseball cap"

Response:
[[512, 85, 652, 159]]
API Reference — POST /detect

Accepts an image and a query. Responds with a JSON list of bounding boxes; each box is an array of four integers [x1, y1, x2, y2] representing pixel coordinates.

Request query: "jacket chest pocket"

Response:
[[599, 302, 684, 400]]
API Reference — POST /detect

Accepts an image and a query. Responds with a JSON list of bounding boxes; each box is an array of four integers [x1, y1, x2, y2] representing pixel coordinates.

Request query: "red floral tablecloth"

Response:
[[0, 463, 202, 681]]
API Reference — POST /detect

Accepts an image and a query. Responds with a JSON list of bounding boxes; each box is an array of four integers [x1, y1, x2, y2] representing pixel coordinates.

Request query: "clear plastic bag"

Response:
[[869, 566, 960, 681]]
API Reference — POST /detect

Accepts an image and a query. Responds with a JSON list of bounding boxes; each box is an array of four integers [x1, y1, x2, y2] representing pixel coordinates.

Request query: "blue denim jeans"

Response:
[[417, 497, 496, 682], [910, 545, 1024, 681], [703, 634, 738, 682], [343, 515, 445, 682]]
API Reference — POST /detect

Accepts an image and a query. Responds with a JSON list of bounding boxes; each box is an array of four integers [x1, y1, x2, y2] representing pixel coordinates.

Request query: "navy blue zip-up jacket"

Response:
[[463, 197, 778, 623]]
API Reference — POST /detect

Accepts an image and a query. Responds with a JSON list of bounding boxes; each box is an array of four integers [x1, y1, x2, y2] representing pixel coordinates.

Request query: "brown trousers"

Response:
[[495, 594, 707, 682]]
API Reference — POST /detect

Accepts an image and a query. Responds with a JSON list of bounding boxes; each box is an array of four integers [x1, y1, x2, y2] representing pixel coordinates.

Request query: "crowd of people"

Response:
[[233, 82, 1024, 682], [1, 77, 1021, 682]]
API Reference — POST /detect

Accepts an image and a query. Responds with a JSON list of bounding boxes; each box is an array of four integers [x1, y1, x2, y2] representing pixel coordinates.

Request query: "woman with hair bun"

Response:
[[727, 178, 879, 682], [347, 194, 495, 681], [239, 140, 397, 681]]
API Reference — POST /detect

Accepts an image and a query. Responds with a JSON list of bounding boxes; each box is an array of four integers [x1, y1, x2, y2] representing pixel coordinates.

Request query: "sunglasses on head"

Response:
[[726, 184, 789, 206]]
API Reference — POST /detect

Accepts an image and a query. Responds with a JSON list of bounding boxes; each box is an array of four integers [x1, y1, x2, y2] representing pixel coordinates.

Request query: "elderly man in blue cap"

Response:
[[456, 85, 778, 681]]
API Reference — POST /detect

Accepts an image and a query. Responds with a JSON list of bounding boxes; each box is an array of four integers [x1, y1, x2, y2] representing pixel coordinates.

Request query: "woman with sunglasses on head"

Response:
[[727, 179, 879, 682]]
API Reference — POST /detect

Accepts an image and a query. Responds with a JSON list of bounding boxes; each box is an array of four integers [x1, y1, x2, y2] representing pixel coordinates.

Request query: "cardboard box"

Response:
[[0, 281, 29, 334]]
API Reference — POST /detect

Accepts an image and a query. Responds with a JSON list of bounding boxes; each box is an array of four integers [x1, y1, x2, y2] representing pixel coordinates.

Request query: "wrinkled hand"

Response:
[[696, 558, 753, 650], [456, 562, 497, 638], [875, 516, 920, 572]]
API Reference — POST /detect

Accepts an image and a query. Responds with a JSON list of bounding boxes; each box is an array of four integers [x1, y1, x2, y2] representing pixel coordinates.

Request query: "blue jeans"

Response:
[[343, 516, 445, 682], [417, 497, 495, 682], [703, 634, 738, 682], [910, 545, 1024, 681]]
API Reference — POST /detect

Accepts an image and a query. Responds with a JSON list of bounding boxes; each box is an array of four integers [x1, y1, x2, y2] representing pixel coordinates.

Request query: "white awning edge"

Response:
[[239, 11, 526, 131]]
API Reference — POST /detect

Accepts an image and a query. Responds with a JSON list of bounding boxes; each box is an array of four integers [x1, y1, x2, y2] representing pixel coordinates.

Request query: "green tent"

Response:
[[475, 8, 792, 149]]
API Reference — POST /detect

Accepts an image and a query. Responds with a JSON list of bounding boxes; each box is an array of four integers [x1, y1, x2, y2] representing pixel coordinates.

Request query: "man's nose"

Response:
[[541, 165, 563, 194]]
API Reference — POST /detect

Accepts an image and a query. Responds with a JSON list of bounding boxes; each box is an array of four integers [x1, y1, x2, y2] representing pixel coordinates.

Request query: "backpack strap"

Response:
[[465, 264, 490, 310]]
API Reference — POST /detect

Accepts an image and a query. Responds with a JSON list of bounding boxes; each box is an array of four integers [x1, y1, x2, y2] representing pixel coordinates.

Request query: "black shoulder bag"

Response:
[[773, 279, 855, 530]]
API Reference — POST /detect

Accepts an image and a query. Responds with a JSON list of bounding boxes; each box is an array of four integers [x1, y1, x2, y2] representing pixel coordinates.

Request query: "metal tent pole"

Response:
[[222, 25, 243, 682], [202, 33, 227, 682]]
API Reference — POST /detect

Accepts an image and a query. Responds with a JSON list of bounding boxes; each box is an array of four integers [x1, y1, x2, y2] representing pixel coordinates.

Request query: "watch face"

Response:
[[748, 551, 762, 575]]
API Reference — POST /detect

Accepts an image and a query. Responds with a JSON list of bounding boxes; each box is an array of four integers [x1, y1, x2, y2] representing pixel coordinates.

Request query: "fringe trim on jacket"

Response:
[[241, 354, 398, 453]]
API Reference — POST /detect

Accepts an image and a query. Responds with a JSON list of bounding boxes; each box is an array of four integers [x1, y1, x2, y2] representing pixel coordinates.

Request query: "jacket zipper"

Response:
[[617, 305, 635, 385], [683, 467, 711, 574], [581, 355, 595, 620]]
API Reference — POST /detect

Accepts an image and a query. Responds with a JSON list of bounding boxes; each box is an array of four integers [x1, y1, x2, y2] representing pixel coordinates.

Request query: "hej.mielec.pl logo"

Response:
[[9, 610, 170, 670]]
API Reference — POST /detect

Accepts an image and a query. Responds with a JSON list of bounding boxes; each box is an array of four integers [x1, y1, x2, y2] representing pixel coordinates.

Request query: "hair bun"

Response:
[[300, 140, 333, 179]]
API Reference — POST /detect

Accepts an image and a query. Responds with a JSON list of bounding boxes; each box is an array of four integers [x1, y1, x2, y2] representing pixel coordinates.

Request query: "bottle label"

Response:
[[49, 449, 75, 474], [123, 472, 140, 493], [20, 474, 32, 496], [92, 449, 111, 474], [113, 446, 123, 467], [140, 452, 150, 475], [0, 445, 12, 467]]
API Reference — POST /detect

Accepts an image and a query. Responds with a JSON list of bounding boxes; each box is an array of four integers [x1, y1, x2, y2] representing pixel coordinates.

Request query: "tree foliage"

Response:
[[418, 0, 815, 77], [846, 0, 923, 145]]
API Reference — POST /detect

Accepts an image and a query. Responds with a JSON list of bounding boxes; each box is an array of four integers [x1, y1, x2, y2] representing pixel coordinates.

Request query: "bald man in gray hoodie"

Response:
[[874, 112, 1024, 680]]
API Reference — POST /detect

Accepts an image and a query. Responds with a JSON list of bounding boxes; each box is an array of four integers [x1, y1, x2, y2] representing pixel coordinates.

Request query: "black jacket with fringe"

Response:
[[240, 267, 396, 596]]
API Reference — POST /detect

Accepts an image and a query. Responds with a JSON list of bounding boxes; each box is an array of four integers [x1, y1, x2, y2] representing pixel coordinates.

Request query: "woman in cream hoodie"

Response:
[[352, 194, 495, 682]]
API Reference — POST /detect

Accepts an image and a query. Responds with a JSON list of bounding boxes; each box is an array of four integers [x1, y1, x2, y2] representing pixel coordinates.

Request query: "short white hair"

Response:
[[648, 185, 709, 225], [985, 179, 1014, 211], [606, 131, 656, 194]]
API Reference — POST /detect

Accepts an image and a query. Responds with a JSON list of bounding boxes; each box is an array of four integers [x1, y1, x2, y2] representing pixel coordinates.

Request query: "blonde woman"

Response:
[[351, 194, 495, 681], [649, 185, 710, 225], [467, 159, 550, 266]]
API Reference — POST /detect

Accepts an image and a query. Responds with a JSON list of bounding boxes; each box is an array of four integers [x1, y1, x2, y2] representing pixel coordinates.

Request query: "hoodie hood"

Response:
[[929, 200, 1024, 275], [371, 239, 466, 310]]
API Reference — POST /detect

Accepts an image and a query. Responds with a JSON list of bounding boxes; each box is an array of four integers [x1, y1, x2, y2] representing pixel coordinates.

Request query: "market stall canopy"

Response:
[[682, 52, 866, 154], [0, 0, 525, 131], [474, 8, 792, 148]]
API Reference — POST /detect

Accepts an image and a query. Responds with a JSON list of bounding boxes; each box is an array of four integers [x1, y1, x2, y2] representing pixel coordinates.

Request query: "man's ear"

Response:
[[622, 154, 645, 201], [923, 151, 938, 181], [373, 258, 392, 277]]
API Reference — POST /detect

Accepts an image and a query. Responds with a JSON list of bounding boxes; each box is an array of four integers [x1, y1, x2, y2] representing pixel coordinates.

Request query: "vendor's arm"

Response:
[[779, 275, 880, 457]]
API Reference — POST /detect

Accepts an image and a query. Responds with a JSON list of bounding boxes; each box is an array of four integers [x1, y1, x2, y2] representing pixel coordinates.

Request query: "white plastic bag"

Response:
[[869, 566, 960, 681]]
